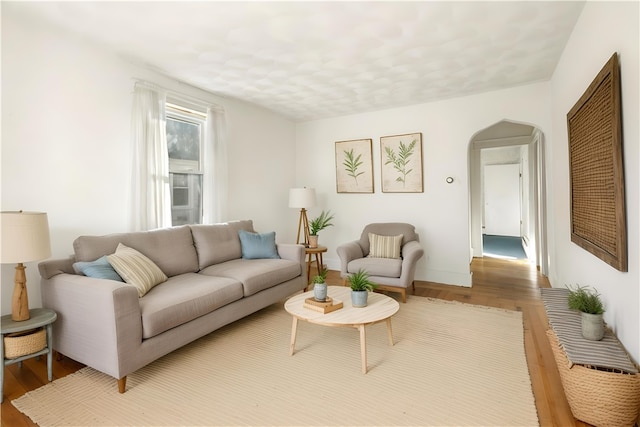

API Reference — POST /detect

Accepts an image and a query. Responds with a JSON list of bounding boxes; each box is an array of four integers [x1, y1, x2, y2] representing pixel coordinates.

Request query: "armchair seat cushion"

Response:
[[347, 257, 402, 278]]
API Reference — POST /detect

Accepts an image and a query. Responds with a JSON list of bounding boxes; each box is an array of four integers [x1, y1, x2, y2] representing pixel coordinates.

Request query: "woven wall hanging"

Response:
[[567, 52, 627, 271]]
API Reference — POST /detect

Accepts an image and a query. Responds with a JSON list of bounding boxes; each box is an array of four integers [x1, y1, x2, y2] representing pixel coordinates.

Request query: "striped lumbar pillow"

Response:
[[368, 233, 403, 259], [107, 243, 167, 297]]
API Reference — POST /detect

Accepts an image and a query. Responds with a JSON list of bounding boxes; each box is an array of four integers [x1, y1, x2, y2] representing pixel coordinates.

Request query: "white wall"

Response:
[[295, 83, 551, 286], [548, 1, 639, 363], [1, 6, 297, 314]]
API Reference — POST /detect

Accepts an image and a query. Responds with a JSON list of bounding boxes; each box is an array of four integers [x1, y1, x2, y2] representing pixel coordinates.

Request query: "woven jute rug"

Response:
[[13, 296, 539, 426]]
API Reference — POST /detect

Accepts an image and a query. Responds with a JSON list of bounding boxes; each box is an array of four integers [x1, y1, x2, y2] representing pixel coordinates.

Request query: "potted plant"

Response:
[[308, 210, 335, 248], [567, 284, 605, 340], [311, 268, 328, 302], [347, 269, 377, 308]]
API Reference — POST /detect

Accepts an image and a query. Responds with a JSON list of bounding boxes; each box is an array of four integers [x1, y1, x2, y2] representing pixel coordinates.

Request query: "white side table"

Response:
[[1, 308, 57, 403]]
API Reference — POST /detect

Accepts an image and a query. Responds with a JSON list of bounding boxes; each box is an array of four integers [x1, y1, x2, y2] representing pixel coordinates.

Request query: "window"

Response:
[[166, 103, 206, 225]]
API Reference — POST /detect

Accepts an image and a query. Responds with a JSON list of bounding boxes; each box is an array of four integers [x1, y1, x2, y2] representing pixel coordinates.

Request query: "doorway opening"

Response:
[[468, 120, 548, 274]]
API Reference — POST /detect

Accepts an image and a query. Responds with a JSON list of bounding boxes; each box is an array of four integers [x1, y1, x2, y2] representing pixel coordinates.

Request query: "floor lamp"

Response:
[[1, 211, 51, 321], [289, 188, 316, 246]]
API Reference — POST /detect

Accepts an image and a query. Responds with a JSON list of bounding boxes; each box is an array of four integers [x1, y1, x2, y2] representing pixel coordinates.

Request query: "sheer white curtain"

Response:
[[130, 83, 172, 231], [203, 105, 228, 224]]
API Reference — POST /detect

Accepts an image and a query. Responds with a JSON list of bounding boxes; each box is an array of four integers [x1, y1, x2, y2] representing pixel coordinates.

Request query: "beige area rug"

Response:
[[13, 296, 539, 426]]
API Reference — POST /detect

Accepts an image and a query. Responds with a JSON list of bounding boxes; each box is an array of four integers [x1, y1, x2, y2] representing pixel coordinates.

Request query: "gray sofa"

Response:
[[38, 220, 306, 393]]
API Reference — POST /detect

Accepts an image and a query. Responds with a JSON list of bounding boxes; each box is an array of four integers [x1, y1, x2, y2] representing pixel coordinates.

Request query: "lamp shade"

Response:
[[288, 188, 316, 209], [1, 211, 51, 264]]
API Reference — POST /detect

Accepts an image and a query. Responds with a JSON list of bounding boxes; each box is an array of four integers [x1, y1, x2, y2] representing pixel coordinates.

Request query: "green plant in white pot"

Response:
[[308, 210, 334, 248], [311, 268, 328, 302], [567, 284, 605, 341], [347, 269, 377, 308]]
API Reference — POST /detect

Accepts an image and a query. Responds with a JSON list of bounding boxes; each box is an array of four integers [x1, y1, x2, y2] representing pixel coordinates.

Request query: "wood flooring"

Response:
[[1, 257, 589, 426]]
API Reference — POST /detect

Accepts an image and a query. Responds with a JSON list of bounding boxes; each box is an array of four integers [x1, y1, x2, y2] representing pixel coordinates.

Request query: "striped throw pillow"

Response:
[[368, 233, 403, 259], [107, 243, 167, 297]]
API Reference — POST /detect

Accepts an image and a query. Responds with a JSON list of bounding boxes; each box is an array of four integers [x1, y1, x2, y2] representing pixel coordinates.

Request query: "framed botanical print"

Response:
[[335, 139, 374, 193], [380, 132, 423, 193]]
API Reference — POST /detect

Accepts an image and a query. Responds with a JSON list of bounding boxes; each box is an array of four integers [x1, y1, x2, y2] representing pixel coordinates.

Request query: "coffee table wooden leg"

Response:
[[386, 318, 394, 346], [359, 325, 367, 374], [289, 317, 298, 356]]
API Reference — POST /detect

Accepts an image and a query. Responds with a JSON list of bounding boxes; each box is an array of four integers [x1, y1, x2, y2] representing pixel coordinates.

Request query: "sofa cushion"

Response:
[[200, 258, 301, 297], [190, 220, 255, 269], [73, 225, 198, 277], [107, 243, 168, 297], [347, 257, 402, 278], [139, 273, 244, 339], [238, 230, 280, 259], [368, 233, 403, 259], [73, 256, 124, 282]]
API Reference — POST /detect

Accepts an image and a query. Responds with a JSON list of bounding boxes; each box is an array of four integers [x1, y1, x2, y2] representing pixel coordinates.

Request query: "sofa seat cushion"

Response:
[[139, 273, 243, 339], [199, 258, 301, 297], [347, 257, 402, 278]]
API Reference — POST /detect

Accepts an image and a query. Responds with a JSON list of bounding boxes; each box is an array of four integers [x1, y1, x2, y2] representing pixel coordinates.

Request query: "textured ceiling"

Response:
[[11, 1, 585, 122]]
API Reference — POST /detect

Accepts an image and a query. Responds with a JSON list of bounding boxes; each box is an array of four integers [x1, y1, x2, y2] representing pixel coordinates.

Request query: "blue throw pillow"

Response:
[[73, 255, 124, 282], [238, 230, 280, 259]]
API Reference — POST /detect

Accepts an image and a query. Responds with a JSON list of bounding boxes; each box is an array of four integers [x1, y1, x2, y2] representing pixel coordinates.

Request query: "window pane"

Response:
[[170, 173, 202, 225], [166, 118, 200, 162]]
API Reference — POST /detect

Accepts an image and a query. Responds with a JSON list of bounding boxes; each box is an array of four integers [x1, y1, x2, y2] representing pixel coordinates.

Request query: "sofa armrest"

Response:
[[39, 257, 76, 279], [336, 241, 365, 277], [399, 240, 425, 284], [276, 243, 305, 263], [41, 273, 141, 379], [277, 243, 306, 277]]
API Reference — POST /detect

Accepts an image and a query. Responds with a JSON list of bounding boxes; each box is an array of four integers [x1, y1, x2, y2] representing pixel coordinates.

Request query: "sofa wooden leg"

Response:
[[400, 288, 407, 303], [118, 377, 127, 393], [412, 281, 415, 294]]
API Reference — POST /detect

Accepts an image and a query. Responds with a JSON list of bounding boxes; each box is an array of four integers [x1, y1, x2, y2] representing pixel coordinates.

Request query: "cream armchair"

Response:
[[336, 223, 424, 302]]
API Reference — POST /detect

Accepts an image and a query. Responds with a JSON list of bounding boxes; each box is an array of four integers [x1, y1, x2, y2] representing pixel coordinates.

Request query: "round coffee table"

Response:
[[284, 286, 399, 373]]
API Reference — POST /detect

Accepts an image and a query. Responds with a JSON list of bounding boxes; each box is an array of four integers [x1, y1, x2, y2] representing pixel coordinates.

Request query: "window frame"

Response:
[[166, 102, 207, 225]]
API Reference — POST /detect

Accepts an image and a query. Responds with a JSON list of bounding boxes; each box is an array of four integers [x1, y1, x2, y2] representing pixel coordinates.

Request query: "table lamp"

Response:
[[1, 211, 51, 321], [288, 188, 316, 246]]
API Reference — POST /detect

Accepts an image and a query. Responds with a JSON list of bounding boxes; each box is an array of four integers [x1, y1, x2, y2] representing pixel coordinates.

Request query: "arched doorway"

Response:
[[468, 120, 548, 275]]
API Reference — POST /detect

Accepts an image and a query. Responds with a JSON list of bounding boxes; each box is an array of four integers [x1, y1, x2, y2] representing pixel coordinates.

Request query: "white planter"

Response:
[[351, 290, 368, 307], [313, 282, 327, 301], [581, 312, 604, 341]]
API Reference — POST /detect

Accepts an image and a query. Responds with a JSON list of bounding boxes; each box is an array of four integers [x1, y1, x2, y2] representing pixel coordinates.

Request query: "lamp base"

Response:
[[11, 263, 30, 321], [296, 208, 311, 246]]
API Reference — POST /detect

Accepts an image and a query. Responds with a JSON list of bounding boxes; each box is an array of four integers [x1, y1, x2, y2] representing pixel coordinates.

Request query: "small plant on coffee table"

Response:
[[347, 269, 377, 292], [311, 268, 327, 285], [311, 267, 329, 302]]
